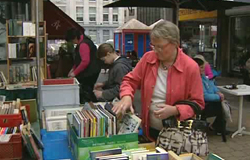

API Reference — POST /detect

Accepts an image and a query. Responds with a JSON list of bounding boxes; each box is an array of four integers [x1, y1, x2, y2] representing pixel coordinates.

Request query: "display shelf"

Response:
[[8, 36, 45, 38], [6, 20, 47, 83]]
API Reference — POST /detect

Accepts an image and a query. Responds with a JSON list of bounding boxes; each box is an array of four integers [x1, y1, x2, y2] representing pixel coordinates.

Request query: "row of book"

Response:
[[8, 20, 35, 36], [0, 99, 21, 115], [0, 127, 19, 135], [73, 103, 116, 137], [89, 147, 168, 160], [8, 41, 45, 58], [0, 103, 19, 115], [72, 103, 141, 138], [0, 72, 7, 87], [9, 64, 39, 84], [20, 105, 42, 160], [8, 42, 33, 59]]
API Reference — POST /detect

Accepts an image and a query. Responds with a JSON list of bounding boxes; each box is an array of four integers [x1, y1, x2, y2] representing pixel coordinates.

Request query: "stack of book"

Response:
[[72, 103, 141, 138], [44, 106, 82, 131], [89, 146, 169, 160]]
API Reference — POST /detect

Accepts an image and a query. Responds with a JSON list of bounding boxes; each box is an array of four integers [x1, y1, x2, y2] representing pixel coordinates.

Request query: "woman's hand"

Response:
[[112, 96, 134, 115], [93, 90, 103, 99], [217, 92, 225, 101], [68, 71, 75, 77], [153, 104, 179, 119], [94, 83, 104, 90]]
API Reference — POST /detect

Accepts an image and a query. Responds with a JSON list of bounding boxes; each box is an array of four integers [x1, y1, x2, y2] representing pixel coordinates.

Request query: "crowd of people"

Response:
[[57, 20, 229, 153]]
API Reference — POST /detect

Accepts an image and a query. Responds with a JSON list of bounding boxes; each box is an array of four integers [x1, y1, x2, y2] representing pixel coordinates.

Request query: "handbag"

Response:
[[221, 100, 233, 122], [156, 100, 209, 156]]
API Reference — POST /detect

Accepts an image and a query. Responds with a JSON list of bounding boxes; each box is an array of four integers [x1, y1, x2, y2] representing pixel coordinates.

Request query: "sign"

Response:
[[179, 9, 217, 21]]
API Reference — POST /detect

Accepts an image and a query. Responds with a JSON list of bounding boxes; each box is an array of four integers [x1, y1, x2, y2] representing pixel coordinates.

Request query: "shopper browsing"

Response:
[[66, 28, 101, 103], [112, 20, 204, 141], [93, 43, 132, 101]]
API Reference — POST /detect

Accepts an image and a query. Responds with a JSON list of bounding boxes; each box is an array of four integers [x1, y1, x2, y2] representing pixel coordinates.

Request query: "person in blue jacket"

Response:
[[193, 58, 227, 135]]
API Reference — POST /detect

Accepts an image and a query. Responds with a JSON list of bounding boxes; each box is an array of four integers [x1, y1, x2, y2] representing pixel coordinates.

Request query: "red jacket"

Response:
[[120, 48, 205, 139]]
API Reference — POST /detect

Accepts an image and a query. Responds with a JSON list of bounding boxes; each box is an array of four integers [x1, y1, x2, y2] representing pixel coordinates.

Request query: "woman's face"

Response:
[[199, 64, 205, 75], [150, 38, 176, 61]]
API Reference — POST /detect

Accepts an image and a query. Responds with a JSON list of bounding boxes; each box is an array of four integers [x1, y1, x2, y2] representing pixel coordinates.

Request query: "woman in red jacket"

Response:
[[113, 21, 205, 141]]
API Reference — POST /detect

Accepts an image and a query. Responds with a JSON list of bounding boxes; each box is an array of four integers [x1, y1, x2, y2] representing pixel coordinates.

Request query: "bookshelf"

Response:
[[6, 20, 47, 84]]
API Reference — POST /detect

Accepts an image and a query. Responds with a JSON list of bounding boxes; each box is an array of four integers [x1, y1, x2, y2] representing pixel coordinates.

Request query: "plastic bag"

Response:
[[221, 100, 233, 122]]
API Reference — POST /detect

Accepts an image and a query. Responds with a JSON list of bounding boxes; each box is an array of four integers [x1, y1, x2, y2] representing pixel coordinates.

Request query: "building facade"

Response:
[[50, 0, 124, 44], [124, 7, 173, 26]]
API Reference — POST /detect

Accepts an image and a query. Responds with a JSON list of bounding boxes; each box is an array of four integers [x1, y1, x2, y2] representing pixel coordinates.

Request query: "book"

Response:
[[155, 147, 167, 153], [207, 153, 225, 160], [146, 152, 169, 160], [90, 148, 122, 160], [118, 113, 141, 135], [96, 154, 129, 160]]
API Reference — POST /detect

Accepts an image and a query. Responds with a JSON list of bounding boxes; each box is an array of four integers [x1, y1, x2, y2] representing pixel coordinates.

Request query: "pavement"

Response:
[[97, 71, 250, 160]]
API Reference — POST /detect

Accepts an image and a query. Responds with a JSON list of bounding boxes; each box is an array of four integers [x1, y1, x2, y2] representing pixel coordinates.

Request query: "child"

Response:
[[93, 43, 132, 101]]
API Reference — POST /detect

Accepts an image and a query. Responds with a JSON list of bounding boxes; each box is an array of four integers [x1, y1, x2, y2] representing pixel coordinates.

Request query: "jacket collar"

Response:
[[146, 48, 184, 72]]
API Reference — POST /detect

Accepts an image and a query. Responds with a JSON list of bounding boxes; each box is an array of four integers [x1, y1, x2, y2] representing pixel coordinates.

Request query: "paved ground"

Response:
[[97, 71, 250, 159], [206, 77, 250, 160]]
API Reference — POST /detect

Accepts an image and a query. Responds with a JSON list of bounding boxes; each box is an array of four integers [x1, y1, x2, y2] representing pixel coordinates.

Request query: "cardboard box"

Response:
[[179, 153, 203, 160]]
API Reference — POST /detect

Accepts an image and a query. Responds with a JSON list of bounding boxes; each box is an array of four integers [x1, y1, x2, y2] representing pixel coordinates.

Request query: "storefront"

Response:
[[227, 7, 250, 74], [179, 9, 218, 68]]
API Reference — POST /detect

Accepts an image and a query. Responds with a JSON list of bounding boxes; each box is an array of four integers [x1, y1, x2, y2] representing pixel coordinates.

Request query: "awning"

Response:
[[104, 0, 250, 11], [44, 1, 85, 39]]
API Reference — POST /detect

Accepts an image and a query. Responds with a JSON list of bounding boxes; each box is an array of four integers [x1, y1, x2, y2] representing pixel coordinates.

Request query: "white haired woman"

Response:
[[112, 21, 205, 141]]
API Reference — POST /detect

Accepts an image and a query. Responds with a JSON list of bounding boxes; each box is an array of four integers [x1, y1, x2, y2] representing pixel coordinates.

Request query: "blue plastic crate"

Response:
[[41, 129, 73, 160]]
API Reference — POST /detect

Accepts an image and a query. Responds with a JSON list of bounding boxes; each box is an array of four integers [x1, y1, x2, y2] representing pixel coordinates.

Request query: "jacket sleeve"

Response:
[[120, 58, 144, 100], [73, 43, 90, 76], [205, 63, 214, 79], [203, 82, 221, 102], [102, 65, 130, 101], [176, 63, 205, 121]]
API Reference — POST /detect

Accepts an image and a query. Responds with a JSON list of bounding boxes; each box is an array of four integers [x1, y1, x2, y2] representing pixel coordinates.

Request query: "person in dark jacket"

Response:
[[66, 28, 101, 103], [193, 58, 228, 135], [94, 43, 132, 101]]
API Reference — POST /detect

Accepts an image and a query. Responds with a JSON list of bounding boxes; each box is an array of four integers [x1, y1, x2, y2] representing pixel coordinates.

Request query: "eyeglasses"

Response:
[[150, 42, 170, 52]]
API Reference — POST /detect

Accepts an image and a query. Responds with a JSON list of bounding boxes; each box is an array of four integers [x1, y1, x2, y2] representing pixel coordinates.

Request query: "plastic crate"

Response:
[[0, 104, 30, 160], [43, 78, 74, 85], [41, 129, 73, 160], [0, 109, 23, 160], [40, 78, 80, 107], [0, 134, 22, 160]]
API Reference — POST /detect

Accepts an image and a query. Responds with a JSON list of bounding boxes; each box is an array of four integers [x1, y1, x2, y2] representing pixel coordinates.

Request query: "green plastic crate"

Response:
[[67, 114, 139, 160]]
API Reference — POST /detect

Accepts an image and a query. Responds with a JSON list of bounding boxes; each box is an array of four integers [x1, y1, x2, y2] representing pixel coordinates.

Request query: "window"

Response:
[[113, 15, 118, 22], [76, 6, 84, 22], [89, 30, 97, 43], [89, 0, 96, 1], [113, 8, 118, 23], [103, 0, 108, 1], [89, 7, 96, 22], [58, 6, 66, 13], [103, 30, 110, 42], [103, 8, 109, 23]]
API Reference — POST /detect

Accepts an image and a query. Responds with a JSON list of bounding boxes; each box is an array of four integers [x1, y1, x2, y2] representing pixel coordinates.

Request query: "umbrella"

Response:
[[104, 0, 250, 25]]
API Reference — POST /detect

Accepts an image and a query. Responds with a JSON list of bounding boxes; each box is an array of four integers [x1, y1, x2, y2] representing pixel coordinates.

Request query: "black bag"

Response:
[[157, 100, 209, 156]]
